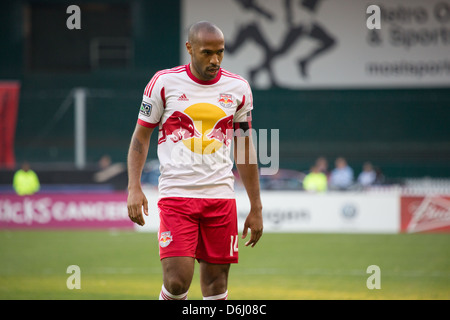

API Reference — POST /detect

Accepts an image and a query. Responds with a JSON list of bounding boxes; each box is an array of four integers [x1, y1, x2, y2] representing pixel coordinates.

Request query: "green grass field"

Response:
[[0, 230, 448, 300]]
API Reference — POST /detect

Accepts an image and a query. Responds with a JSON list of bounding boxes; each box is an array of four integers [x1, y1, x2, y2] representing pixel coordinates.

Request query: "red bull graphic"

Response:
[[159, 103, 232, 155], [159, 231, 173, 247], [159, 104, 279, 174], [158, 111, 201, 144], [218, 93, 233, 108], [206, 114, 234, 146]]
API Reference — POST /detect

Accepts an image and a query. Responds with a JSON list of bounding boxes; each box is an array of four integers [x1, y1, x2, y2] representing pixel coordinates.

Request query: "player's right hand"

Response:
[[127, 188, 149, 226]]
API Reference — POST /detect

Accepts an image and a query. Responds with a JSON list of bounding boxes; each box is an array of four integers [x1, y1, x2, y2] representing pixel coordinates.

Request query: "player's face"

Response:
[[187, 32, 224, 81]]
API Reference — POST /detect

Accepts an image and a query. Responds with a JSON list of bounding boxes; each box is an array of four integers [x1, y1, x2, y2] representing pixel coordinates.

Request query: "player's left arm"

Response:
[[234, 131, 263, 247]]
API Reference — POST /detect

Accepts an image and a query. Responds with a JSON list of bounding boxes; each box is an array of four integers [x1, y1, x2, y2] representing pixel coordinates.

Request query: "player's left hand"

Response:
[[242, 207, 263, 247]]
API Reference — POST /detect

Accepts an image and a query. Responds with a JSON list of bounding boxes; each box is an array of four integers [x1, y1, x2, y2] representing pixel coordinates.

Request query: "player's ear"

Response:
[[186, 41, 192, 55]]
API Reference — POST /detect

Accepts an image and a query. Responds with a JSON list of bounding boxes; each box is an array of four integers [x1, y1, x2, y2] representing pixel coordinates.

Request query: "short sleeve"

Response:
[[137, 72, 165, 128], [234, 81, 253, 123]]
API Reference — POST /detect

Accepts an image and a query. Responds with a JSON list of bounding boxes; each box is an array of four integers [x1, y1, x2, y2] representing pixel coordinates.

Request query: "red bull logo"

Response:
[[158, 103, 280, 175], [206, 115, 234, 147], [159, 231, 173, 248], [159, 103, 233, 155], [158, 111, 201, 144], [218, 93, 233, 108]]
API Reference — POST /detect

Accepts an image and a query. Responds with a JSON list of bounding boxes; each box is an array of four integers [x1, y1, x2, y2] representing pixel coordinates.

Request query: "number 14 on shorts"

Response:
[[230, 235, 239, 256]]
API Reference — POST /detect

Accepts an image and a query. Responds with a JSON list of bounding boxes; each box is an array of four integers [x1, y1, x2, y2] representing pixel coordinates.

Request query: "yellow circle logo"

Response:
[[182, 103, 233, 154]]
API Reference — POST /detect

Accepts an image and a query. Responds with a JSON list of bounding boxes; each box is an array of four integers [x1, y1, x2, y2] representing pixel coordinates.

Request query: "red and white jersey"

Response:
[[137, 64, 253, 199]]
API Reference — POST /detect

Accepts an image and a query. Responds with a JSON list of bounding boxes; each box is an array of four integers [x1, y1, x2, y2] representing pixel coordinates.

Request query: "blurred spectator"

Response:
[[239, 168, 304, 190], [303, 165, 327, 192], [141, 159, 161, 186], [374, 166, 386, 185], [314, 156, 329, 177], [93, 154, 127, 184], [357, 161, 376, 187], [98, 154, 112, 169], [13, 161, 40, 196], [329, 157, 354, 190]]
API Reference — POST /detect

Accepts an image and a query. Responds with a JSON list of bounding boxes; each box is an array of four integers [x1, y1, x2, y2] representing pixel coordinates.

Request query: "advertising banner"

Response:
[[137, 189, 400, 233], [181, 0, 450, 89], [236, 191, 400, 233], [0, 193, 133, 229], [401, 195, 450, 233]]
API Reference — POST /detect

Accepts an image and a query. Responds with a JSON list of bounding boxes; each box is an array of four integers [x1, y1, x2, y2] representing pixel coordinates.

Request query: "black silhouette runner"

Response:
[[226, 0, 336, 87]]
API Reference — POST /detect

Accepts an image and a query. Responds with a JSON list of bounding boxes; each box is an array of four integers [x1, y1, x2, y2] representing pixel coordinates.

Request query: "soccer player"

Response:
[[127, 21, 263, 300]]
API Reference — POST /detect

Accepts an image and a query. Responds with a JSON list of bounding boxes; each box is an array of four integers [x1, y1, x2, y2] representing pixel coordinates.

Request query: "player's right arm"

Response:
[[127, 124, 155, 226], [128, 70, 164, 225]]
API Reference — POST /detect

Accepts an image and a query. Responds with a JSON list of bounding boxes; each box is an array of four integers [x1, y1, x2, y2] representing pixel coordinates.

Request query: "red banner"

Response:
[[401, 196, 450, 233], [0, 81, 20, 169], [0, 192, 134, 229]]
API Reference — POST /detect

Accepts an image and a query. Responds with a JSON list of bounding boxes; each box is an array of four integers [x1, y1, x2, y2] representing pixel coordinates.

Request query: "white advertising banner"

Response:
[[138, 189, 400, 233], [181, 0, 450, 89], [236, 191, 400, 233]]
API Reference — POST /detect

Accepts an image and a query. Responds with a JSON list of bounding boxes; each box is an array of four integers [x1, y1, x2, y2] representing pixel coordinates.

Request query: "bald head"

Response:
[[188, 21, 224, 45], [186, 21, 225, 81]]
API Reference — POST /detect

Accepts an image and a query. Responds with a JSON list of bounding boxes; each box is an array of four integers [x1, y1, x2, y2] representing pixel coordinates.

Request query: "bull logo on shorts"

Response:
[[159, 231, 173, 247]]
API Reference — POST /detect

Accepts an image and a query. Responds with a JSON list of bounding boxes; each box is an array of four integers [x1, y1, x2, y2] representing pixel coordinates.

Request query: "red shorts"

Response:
[[157, 197, 239, 264]]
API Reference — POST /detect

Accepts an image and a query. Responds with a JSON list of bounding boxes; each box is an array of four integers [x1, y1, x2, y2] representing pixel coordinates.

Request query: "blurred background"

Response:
[[0, 0, 449, 300], [0, 0, 449, 191]]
